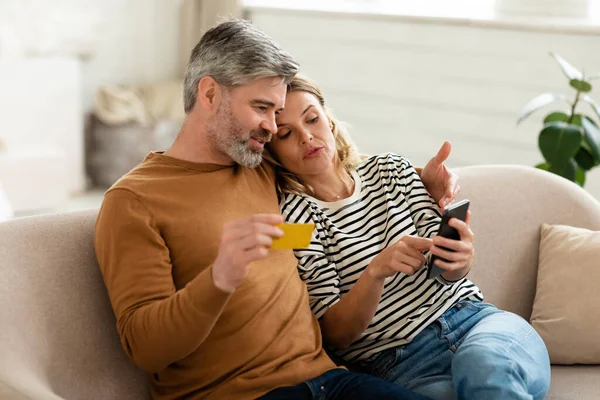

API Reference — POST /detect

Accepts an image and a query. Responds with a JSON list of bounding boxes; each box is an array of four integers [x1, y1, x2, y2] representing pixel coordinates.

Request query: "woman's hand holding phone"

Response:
[[429, 210, 475, 281]]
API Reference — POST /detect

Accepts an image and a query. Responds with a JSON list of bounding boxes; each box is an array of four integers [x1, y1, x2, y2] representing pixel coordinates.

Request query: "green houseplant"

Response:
[[518, 53, 600, 186]]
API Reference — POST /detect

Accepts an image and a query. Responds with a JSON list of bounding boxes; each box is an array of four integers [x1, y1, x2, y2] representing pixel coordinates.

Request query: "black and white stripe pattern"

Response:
[[280, 153, 483, 362]]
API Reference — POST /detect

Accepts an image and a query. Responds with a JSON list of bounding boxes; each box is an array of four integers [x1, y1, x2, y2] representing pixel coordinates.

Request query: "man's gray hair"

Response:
[[183, 19, 300, 113]]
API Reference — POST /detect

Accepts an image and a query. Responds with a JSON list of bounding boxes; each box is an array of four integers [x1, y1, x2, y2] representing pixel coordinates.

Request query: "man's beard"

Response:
[[206, 99, 271, 168]]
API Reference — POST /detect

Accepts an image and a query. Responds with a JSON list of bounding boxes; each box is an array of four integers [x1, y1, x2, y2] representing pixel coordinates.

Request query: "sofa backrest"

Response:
[[454, 165, 600, 320], [0, 210, 149, 399]]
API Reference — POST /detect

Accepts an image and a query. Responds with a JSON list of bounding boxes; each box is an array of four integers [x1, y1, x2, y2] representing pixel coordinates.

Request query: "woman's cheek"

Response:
[[280, 148, 298, 172]]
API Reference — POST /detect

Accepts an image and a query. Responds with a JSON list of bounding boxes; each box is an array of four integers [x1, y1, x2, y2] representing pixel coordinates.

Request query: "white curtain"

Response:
[[178, 0, 242, 76]]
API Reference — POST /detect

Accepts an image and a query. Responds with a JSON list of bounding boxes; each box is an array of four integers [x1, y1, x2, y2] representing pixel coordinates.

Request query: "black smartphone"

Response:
[[426, 199, 470, 279]]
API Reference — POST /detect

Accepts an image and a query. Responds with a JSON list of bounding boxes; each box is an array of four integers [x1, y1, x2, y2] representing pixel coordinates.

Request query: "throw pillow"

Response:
[[530, 223, 600, 364]]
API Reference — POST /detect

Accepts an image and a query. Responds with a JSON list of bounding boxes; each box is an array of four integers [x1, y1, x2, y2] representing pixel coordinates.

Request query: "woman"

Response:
[[265, 75, 550, 400]]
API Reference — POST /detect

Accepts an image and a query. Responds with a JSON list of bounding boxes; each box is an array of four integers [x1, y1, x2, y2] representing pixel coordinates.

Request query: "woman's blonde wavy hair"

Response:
[[264, 75, 365, 197]]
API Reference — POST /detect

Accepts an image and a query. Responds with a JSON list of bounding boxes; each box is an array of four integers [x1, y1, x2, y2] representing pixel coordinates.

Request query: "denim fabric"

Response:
[[365, 301, 551, 400], [259, 368, 432, 400]]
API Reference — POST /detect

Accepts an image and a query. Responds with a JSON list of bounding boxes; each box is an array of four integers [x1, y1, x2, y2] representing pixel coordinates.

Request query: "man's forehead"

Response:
[[237, 77, 287, 103], [241, 76, 287, 91]]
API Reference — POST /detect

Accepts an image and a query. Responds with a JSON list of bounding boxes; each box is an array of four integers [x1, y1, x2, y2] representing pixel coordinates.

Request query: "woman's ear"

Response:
[[197, 76, 221, 111]]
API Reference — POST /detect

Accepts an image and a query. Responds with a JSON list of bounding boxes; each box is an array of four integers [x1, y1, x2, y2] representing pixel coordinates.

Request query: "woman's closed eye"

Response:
[[278, 130, 291, 139], [276, 117, 318, 139]]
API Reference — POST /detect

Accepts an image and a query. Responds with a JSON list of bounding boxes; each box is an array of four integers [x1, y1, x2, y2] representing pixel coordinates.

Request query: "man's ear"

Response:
[[197, 76, 221, 111]]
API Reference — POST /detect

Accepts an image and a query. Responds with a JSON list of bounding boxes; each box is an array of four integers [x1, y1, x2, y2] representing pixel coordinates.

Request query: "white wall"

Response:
[[78, 0, 181, 112], [0, 0, 181, 204], [0, 0, 181, 112], [247, 6, 600, 199], [0, 58, 82, 199]]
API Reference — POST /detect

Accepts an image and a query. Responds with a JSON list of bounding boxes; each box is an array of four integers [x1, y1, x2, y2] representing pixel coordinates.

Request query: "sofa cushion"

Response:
[[547, 365, 600, 400], [531, 223, 600, 364]]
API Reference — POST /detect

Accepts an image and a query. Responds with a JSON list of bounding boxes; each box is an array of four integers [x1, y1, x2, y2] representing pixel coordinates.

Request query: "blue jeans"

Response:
[[259, 368, 432, 400], [365, 301, 551, 400]]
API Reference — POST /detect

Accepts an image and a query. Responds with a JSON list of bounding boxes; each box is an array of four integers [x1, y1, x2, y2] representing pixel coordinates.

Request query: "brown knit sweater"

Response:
[[94, 152, 336, 399]]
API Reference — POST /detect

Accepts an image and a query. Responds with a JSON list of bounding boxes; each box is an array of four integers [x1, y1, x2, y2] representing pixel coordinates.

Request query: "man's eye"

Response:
[[257, 106, 268, 112]]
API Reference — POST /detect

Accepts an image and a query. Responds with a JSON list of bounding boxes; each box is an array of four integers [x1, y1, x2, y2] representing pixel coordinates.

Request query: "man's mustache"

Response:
[[249, 129, 272, 143]]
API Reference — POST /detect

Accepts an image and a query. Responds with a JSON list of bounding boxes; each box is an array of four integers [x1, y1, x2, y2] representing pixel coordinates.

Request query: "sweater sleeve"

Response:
[[280, 195, 340, 320], [94, 189, 232, 373]]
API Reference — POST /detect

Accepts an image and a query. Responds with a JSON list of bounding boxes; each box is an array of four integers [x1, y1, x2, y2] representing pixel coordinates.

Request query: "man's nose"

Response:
[[261, 114, 277, 135]]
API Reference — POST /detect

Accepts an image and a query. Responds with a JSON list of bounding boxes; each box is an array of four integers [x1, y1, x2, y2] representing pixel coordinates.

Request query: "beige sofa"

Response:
[[0, 165, 599, 399]]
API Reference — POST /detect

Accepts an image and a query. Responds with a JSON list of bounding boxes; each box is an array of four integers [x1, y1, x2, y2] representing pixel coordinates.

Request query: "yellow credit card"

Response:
[[271, 223, 315, 250]]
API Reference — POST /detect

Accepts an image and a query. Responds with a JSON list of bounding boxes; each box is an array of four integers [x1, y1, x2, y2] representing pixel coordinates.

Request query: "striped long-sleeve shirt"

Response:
[[280, 153, 483, 363]]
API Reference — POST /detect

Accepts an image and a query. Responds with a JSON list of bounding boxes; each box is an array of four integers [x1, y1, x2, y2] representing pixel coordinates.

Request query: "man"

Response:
[[95, 19, 456, 400]]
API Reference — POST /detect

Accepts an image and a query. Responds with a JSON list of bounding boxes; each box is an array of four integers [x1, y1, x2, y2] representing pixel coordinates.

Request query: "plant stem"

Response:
[[569, 89, 581, 123]]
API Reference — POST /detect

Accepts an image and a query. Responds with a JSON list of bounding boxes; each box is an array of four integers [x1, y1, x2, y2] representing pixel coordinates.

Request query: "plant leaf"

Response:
[[575, 166, 586, 186], [581, 116, 600, 161], [518, 93, 569, 124], [549, 158, 578, 182], [575, 146, 596, 170], [581, 95, 600, 121], [571, 115, 583, 126], [539, 122, 582, 169], [550, 52, 583, 80], [535, 162, 550, 170], [543, 112, 569, 123], [544, 112, 584, 126], [570, 79, 593, 93], [580, 139, 600, 166]]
